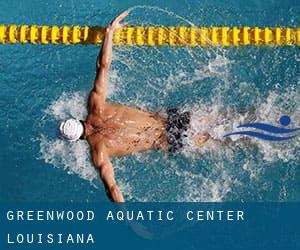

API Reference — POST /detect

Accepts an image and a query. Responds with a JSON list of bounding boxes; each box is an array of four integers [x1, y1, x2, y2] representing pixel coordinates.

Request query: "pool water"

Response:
[[0, 0, 299, 202]]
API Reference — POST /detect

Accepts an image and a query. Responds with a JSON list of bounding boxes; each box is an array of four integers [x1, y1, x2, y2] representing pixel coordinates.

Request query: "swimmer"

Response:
[[58, 11, 210, 202]]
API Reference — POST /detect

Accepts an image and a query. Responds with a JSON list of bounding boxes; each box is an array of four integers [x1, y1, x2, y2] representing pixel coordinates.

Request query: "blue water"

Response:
[[0, 0, 299, 202]]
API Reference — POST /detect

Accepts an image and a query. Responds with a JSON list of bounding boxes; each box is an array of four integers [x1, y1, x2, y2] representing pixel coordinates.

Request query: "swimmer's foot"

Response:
[[193, 133, 210, 147]]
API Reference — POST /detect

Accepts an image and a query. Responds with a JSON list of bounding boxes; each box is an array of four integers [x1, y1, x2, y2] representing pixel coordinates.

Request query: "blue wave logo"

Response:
[[224, 116, 300, 141]]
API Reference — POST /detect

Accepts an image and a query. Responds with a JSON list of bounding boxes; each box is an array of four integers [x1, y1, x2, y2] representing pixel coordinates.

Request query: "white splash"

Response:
[[45, 92, 87, 120], [39, 92, 98, 184], [176, 166, 234, 202], [39, 134, 97, 182]]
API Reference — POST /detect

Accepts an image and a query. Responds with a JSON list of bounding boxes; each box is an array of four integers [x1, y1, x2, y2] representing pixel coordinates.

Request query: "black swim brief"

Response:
[[166, 108, 191, 153]]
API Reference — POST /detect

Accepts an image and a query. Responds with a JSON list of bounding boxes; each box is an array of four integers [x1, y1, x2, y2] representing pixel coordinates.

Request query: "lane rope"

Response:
[[0, 25, 299, 46]]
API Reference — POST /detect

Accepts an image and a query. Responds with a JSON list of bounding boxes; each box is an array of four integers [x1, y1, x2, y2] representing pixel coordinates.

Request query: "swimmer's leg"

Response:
[[192, 132, 211, 147], [189, 114, 216, 147], [192, 133, 254, 148], [190, 107, 259, 148]]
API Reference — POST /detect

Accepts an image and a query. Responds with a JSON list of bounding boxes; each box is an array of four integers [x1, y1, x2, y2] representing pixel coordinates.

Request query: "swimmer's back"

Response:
[[86, 102, 168, 156]]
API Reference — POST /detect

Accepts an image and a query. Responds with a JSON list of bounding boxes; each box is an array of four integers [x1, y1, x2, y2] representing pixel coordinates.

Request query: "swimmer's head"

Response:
[[57, 118, 84, 142]]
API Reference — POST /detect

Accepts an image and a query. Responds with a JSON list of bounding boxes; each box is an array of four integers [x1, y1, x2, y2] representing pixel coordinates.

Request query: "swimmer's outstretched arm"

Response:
[[93, 11, 129, 101], [92, 143, 125, 202]]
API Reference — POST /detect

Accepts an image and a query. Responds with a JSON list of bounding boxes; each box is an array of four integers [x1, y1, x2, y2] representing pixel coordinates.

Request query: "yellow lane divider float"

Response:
[[0, 25, 299, 46]]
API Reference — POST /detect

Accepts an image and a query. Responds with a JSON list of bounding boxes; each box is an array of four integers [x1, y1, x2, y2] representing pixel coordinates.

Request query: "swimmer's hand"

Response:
[[107, 10, 129, 33]]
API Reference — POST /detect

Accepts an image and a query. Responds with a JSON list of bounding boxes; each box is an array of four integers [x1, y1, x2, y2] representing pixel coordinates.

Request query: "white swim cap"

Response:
[[58, 118, 84, 142]]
